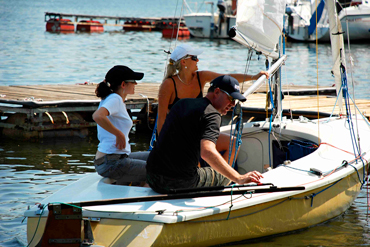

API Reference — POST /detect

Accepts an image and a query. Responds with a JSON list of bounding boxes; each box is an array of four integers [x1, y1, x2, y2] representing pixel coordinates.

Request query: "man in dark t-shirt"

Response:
[[146, 75, 263, 194]]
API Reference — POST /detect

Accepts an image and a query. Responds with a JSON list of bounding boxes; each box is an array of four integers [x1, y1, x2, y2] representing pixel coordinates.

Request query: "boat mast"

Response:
[[272, 57, 282, 121], [327, 0, 346, 113]]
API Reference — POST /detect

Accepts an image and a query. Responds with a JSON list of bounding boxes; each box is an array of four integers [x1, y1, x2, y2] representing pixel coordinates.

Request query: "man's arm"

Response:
[[200, 139, 263, 184]]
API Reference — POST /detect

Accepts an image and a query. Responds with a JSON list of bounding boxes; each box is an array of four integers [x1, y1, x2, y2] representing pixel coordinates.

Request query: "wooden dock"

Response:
[[0, 82, 339, 102], [45, 12, 184, 31], [0, 83, 369, 139], [45, 12, 183, 24]]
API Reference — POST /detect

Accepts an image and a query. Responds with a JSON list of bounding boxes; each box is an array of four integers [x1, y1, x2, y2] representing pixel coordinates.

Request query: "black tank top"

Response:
[[168, 71, 203, 110]]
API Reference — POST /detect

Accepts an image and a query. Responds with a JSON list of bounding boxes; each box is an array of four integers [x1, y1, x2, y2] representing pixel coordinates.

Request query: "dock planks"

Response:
[[0, 83, 369, 119]]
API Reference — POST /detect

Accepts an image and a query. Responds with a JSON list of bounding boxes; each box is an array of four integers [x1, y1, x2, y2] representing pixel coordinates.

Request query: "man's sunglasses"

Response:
[[220, 89, 236, 103]]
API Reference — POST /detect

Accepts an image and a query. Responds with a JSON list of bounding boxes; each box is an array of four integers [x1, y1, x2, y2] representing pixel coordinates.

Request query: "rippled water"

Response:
[[0, 0, 369, 99], [0, 0, 370, 246]]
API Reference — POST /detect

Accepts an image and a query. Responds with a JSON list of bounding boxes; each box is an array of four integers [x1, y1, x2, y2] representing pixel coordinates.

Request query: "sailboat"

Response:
[[285, 0, 330, 41], [24, 0, 370, 246], [285, 0, 370, 42]]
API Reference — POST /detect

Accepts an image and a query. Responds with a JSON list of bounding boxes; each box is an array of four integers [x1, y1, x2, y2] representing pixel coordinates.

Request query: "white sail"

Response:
[[232, 0, 286, 59], [326, 0, 345, 112]]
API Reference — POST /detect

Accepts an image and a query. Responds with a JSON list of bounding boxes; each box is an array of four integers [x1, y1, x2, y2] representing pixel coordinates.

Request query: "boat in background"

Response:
[[183, 0, 237, 38], [284, 0, 330, 41], [321, 0, 370, 41], [285, 0, 370, 42], [24, 0, 370, 246]]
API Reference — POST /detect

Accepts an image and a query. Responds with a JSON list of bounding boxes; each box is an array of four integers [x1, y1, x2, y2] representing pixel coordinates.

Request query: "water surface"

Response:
[[0, 0, 369, 246]]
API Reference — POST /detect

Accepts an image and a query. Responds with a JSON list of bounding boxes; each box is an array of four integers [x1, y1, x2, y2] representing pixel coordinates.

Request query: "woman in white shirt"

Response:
[[93, 65, 149, 185]]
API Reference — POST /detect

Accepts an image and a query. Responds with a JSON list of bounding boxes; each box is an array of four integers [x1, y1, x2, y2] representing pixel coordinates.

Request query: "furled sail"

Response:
[[326, 0, 345, 112], [230, 0, 287, 59]]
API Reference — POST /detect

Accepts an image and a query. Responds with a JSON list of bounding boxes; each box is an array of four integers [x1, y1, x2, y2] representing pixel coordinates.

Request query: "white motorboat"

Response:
[[321, 0, 370, 41], [183, 0, 236, 38]]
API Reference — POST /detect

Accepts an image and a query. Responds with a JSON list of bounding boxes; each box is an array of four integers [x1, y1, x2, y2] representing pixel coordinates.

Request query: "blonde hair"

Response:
[[163, 58, 182, 81]]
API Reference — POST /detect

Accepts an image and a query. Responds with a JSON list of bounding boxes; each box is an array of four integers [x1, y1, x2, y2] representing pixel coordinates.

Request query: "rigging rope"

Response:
[[149, 0, 183, 151], [315, 0, 320, 144], [227, 48, 253, 167], [228, 103, 243, 168], [342, 6, 362, 175], [265, 58, 274, 168], [26, 204, 47, 247], [339, 59, 367, 188]]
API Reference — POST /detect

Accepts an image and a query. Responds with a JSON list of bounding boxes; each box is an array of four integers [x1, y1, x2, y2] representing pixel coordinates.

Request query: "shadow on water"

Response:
[[0, 134, 97, 173], [0, 128, 152, 173]]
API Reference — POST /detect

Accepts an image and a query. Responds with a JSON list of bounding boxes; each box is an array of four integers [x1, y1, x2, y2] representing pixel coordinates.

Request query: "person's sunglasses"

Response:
[[184, 55, 198, 61], [220, 89, 236, 103], [125, 80, 137, 83]]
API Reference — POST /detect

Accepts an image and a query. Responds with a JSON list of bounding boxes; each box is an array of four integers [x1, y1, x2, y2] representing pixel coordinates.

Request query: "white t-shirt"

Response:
[[97, 93, 132, 154]]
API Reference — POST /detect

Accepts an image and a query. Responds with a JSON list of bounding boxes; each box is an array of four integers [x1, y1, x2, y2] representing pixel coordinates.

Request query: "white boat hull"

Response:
[[25, 116, 370, 247], [329, 3, 370, 41], [184, 13, 236, 38]]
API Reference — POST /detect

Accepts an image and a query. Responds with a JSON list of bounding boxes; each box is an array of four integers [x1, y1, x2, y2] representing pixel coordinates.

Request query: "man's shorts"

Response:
[[196, 167, 232, 187], [147, 167, 232, 194]]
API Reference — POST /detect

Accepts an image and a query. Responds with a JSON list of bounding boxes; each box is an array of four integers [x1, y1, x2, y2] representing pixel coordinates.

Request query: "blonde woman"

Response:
[[157, 44, 269, 165]]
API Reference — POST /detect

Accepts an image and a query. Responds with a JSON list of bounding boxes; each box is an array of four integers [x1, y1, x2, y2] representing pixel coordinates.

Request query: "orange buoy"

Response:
[[162, 27, 190, 39], [46, 18, 74, 32], [123, 20, 156, 31], [76, 20, 104, 32]]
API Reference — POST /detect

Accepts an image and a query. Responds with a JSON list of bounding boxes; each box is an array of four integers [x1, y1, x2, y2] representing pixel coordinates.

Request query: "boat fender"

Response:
[[310, 168, 323, 177], [228, 27, 236, 38]]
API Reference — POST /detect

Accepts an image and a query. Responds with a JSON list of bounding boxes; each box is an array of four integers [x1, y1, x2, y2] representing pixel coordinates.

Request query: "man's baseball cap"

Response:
[[210, 75, 246, 102]]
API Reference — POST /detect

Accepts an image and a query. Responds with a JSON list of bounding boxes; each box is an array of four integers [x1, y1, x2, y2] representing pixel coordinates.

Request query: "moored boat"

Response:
[[183, 0, 237, 39], [285, 0, 370, 42], [24, 115, 370, 246], [284, 0, 330, 42], [320, 0, 370, 41], [24, 0, 370, 246]]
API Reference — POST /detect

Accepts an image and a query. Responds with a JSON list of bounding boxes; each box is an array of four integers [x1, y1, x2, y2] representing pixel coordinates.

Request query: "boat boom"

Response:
[[243, 55, 287, 97]]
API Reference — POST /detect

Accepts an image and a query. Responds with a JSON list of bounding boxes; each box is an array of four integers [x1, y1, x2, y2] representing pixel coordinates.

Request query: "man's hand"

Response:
[[237, 170, 263, 184]]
